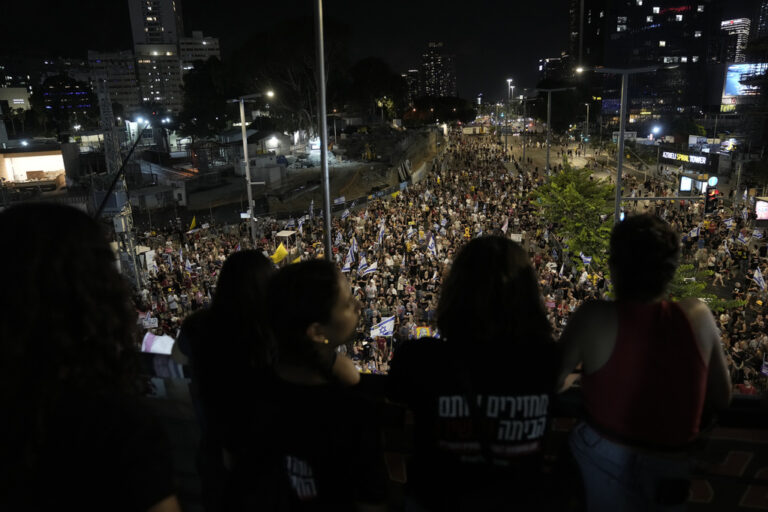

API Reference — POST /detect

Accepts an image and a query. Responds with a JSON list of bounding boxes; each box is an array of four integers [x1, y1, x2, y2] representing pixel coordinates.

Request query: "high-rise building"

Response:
[[721, 18, 751, 63], [128, 0, 185, 114], [88, 50, 142, 115], [179, 31, 220, 73], [402, 69, 420, 105], [757, 0, 768, 38], [128, 0, 184, 47], [572, 0, 723, 118], [538, 53, 571, 83], [419, 42, 457, 98]]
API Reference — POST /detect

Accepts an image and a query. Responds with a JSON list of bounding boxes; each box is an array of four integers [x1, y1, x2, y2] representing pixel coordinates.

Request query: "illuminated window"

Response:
[[692, 56, 699, 62], [636, 0, 643, 4], [697, 5, 704, 12], [647, 16, 653, 22], [600, 11, 604, 17], [617, 16, 627, 23], [617, 24, 627, 32], [659, 40, 666, 47], [695, 31, 702, 37], [653, 6, 659, 13], [676, 14, 683, 21], [681, 56, 688, 62]]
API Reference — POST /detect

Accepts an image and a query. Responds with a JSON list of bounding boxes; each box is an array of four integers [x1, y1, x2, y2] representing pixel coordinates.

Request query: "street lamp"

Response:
[[576, 65, 659, 223], [537, 87, 574, 174], [229, 91, 275, 245], [583, 103, 590, 143], [506, 78, 514, 155]]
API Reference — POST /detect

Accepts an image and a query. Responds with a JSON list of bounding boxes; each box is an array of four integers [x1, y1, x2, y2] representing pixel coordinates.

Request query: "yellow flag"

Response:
[[391, 191, 400, 199], [271, 242, 288, 263], [292, 256, 301, 264], [189, 216, 197, 230]]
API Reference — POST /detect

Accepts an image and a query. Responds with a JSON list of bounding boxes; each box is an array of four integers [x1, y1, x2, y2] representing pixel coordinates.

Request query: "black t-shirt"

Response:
[[237, 376, 388, 511], [386, 337, 559, 509], [1, 391, 174, 512]]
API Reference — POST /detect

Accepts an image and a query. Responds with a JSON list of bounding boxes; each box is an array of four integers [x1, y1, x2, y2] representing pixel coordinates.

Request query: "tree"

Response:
[[532, 163, 614, 267], [669, 264, 746, 312], [178, 57, 230, 140]]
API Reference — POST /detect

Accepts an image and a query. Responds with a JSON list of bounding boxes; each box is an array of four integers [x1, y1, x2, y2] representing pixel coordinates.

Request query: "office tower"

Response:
[[419, 42, 457, 98], [179, 31, 221, 73], [721, 18, 751, 63], [88, 50, 142, 115]]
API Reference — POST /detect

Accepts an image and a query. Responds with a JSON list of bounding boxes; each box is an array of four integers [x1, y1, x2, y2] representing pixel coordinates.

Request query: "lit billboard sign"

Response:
[[662, 151, 707, 165], [722, 63, 768, 105]]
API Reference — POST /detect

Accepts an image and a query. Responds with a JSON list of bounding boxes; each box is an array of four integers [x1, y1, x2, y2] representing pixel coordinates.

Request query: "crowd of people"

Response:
[[136, 131, 767, 392], [3, 128, 764, 510]]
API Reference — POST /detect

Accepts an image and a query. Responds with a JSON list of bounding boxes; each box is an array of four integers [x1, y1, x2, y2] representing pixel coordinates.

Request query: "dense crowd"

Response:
[[134, 131, 768, 391]]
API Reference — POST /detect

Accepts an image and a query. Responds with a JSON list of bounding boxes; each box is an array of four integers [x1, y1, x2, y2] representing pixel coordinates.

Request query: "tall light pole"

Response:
[[537, 87, 573, 174], [577, 66, 658, 223], [314, 0, 333, 259], [583, 103, 590, 143], [230, 90, 274, 245], [506, 78, 514, 156]]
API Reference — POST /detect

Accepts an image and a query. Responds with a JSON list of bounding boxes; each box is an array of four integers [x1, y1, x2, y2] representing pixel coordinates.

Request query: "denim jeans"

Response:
[[569, 423, 692, 512]]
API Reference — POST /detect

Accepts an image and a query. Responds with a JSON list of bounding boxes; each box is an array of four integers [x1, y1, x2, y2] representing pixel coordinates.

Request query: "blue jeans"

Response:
[[569, 423, 692, 512]]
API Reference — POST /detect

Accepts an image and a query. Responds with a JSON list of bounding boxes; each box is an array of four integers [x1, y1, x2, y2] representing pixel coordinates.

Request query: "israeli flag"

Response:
[[754, 267, 766, 291], [334, 231, 343, 246], [428, 235, 437, 257], [363, 261, 378, 276], [351, 236, 358, 254], [378, 223, 386, 245], [346, 245, 356, 264], [370, 316, 395, 337], [689, 226, 700, 239], [179, 248, 183, 260], [743, 208, 749, 220], [724, 218, 734, 229], [341, 251, 353, 273], [358, 255, 368, 273], [185, 259, 193, 272], [738, 232, 749, 244], [298, 218, 304, 234], [152, 262, 159, 274], [341, 209, 350, 220], [580, 253, 593, 265], [559, 263, 565, 277], [754, 229, 764, 240], [407, 227, 416, 239], [284, 218, 295, 228], [441, 218, 448, 227]]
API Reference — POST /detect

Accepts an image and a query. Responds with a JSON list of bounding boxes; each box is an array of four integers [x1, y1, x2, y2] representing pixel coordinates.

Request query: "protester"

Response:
[[256, 260, 388, 510], [387, 236, 560, 510], [557, 214, 732, 511], [0, 203, 180, 512]]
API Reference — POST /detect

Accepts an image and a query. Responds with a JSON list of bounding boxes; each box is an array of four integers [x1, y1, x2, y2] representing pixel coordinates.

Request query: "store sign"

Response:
[[662, 151, 707, 165]]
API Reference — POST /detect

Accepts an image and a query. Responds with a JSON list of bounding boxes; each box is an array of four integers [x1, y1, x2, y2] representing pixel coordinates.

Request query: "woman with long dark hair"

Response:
[[262, 260, 387, 511], [0, 203, 179, 512], [386, 236, 559, 510]]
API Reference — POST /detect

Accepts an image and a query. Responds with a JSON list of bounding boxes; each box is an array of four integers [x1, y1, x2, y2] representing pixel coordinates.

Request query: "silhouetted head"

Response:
[[268, 260, 359, 364], [437, 236, 552, 345], [609, 214, 680, 302], [0, 203, 138, 397]]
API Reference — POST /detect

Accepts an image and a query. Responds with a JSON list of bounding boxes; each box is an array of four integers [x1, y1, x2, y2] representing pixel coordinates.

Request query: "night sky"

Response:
[[0, 0, 760, 101]]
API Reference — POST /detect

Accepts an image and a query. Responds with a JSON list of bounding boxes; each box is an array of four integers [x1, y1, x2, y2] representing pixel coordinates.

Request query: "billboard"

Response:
[[722, 63, 768, 109]]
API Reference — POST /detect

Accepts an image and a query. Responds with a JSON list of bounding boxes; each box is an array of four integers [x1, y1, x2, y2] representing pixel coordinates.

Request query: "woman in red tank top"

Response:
[[557, 215, 731, 511]]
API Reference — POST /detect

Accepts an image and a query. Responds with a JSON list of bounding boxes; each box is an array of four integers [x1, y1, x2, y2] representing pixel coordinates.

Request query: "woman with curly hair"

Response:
[[0, 203, 179, 512]]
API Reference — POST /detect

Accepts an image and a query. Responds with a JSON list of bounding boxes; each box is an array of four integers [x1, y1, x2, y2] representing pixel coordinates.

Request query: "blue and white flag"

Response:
[[362, 261, 378, 276], [185, 259, 193, 272], [358, 255, 368, 273], [580, 253, 592, 265], [350, 236, 358, 254], [298, 218, 304, 234], [341, 254, 352, 273], [559, 263, 565, 277], [689, 226, 700, 239], [753, 229, 764, 239], [284, 218, 295, 228], [341, 209, 350, 220], [440, 218, 448, 227], [407, 227, 416, 239], [334, 231, 343, 246], [346, 245, 355, 264], [378, 223, 386, 245], [427, 235, 437, 257], [370, 316, 395, 337], [152, 262, 159, 274], [743, 208, 749, 220], [724, 218, 734, 229], [737, 232, 749, 244], [179, 248, 183, 260], [754, 267, 766, 291]]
